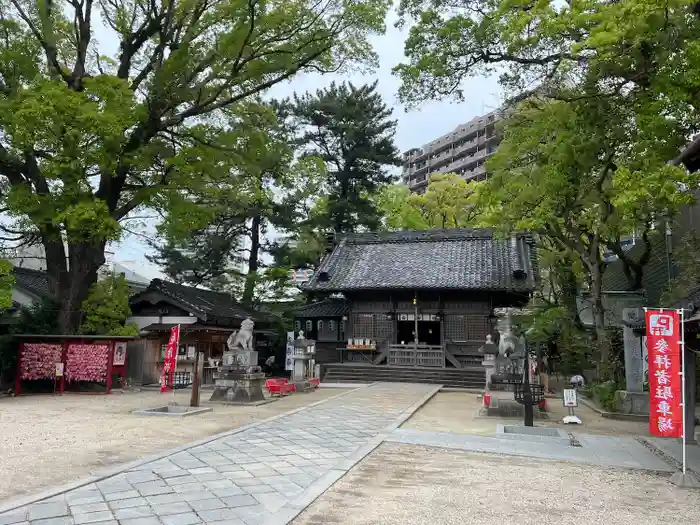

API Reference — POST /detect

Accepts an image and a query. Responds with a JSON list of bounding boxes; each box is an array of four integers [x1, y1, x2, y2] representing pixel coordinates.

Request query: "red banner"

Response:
[[646, 310, 683, 438], [160, 325, 180, 392]]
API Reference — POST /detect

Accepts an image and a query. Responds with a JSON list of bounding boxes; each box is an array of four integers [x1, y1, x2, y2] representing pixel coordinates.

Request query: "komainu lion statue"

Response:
[[227, 318, 255, 352]]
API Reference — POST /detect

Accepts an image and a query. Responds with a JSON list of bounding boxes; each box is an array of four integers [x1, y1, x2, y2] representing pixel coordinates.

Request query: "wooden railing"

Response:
[[388, 344, 445, 367]]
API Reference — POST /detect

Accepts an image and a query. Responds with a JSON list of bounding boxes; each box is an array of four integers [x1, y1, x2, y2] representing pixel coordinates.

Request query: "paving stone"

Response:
[[195, 508, 240, 522], [112, 507, 154, 521], [205, 518, 244, 525], [193, 473, 223, 482], [250, 493, 287, 513], [30, 517, 74, 525], [29, 503, 69, 521], [133, 482, 173, 497], [229, 478, 262, 488], [106, 498, 147, 511], [125, 472, 159, 484], [102, 490, 139, 502], [0, 511, 28, 525], [187, 499, 226, 512], [181, 492, 218, 503], [118, 518, 162, 525], [146, 494, 182, 506], [242, 485, 276, 495], [172, 483, 206, 494], [159, 512, 201, 525], [71, 511, 114, 525], [216, 465, 243, 473], [229, 505, 270, 525], [222, 471, 253, 481], [150, 502, 192, 517], [166, 476, 198, 487], [211, 487, 246, 498], [220, 495, 257, 509], [68, 504, 108, 516], [65, 493, 103, 506], [202, 480, 234, 490], [187, 467, 215, 475]]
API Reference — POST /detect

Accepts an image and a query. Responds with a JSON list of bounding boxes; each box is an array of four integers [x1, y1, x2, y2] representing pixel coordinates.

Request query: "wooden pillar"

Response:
[[105, 341, 115, 394], [15, 342, 23, 396], [60, 341, 68, 395]]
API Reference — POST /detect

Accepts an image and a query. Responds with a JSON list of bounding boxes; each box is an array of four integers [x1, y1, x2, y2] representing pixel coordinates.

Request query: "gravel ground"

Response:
[[404, 392, 650, 436], [0, 387, 350, 501], [293, 442, 700, 525]]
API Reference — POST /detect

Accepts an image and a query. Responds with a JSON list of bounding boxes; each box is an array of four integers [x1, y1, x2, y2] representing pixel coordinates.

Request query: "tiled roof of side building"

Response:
[[303, 229, 538, 293], [294, 298, 350, 318], [12, 266, 52, 298], [136, 279, 263, 322]]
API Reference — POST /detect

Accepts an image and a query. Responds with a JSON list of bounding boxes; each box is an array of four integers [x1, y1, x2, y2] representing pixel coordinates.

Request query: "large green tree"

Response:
[[0, 0, 389, 333], [376, 173, 480, 230], [473, 96, 700, 370], [288, 80, 401, 234], [395, 0, 700, 118]]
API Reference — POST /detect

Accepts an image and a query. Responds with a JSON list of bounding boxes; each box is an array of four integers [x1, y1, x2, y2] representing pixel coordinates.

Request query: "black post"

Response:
[[523, 339, 534, 427]]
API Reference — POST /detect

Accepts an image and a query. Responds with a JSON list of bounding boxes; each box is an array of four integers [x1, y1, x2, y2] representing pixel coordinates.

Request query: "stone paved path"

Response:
[[387, 428, 675, 472], [0, 384, 435, 525]]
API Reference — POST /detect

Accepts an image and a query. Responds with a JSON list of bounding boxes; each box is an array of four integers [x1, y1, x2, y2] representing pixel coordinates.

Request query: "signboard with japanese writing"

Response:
[[113, 343, 127, 366], [55, 363, 64, 377], [285, 332, 294, 371], [160, 325, 180, 392], [645, 310, 683, 438], [563, 389, 577, 407]]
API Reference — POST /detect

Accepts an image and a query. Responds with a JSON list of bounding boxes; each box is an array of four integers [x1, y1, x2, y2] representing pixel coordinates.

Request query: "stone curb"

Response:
[[578, 396, 648, 422], [0, 384, 370, 515], [264, 384, 443, 525], [636, 436, 700, 478]]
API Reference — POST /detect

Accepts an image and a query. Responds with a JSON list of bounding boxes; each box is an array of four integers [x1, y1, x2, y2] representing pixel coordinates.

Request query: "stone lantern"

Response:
[[479, 334, 499, 390], [292, 331, 316, 390]]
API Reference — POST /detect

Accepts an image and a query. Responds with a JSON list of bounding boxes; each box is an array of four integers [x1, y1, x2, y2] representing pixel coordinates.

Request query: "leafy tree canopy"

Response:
[[79, 274, 139, 336], [376, 173, 481, 230], [395, 0, 700, 119], [0, 260, 15, 312], [0, 0, 390, 332]]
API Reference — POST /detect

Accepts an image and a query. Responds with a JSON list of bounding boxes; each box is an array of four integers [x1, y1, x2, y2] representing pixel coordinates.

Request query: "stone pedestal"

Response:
[[482, 354, 496, 390], [209, 371, 266, 404], [613, 390, 649, 415]]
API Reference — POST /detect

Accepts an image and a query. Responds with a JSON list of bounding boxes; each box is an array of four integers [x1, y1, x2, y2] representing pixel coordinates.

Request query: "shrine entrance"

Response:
[[396, 319, 442, 346]]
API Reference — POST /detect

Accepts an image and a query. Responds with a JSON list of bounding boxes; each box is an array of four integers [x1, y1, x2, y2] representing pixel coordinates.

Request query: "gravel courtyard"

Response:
[[0, 387, 350, 501], [293, 442, 700, 525]]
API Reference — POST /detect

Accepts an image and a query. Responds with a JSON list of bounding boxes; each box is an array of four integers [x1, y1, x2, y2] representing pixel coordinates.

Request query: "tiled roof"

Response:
[[133, 279, 262, 323], [294, 299, 349, 318], [13, 267, 52, 299], [602, 233, 670, 306], [303, 229, 538, 292]]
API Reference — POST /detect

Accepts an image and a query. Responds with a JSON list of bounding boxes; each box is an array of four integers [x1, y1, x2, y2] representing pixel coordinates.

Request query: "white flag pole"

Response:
[[679, 309, 687, 475], [173, 324, 180, 403]]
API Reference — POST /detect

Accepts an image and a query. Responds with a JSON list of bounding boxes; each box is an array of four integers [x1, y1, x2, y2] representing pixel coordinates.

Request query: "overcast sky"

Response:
[[112, 11, 502, 280]]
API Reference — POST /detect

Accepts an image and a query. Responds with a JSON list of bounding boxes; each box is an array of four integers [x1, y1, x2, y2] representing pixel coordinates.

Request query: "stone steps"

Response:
[[322, 364, 486, 389]]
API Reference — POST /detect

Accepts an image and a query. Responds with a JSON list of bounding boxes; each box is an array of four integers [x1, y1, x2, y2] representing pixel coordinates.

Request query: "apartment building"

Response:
[[402, 110, 501, 193]]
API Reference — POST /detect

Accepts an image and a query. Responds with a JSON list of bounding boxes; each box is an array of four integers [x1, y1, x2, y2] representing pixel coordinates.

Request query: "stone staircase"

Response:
[[321, 364, 486, 389]]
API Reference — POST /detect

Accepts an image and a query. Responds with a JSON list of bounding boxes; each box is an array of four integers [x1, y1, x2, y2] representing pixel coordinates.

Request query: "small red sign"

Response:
[[160, 325, 180, 392], [646, 310, 683, 438]]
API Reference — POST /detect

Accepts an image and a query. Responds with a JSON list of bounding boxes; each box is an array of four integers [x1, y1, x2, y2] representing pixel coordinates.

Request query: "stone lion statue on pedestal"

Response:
[[227, 318, 255, 352]]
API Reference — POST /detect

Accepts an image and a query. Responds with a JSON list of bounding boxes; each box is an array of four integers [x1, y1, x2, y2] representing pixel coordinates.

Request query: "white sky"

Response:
[[109, 10, 502, 280]]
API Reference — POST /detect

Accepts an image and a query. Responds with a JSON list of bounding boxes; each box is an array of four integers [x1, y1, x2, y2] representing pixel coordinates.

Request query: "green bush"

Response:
[[590, 380, 618, 411]]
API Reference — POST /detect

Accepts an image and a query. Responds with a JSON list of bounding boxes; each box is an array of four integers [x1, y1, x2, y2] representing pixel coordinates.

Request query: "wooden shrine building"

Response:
[[296, 229, 538, 377]]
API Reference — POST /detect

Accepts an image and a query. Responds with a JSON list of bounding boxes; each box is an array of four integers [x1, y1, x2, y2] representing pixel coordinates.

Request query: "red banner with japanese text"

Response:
[[160, 325, 180, 392], [646, 310, 683, 438]]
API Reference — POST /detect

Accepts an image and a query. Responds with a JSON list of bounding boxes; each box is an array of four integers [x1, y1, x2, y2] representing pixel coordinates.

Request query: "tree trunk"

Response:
[[45, 240, 106, 334], [589, 262, 610, 379], [242, 214, 261, 306]]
